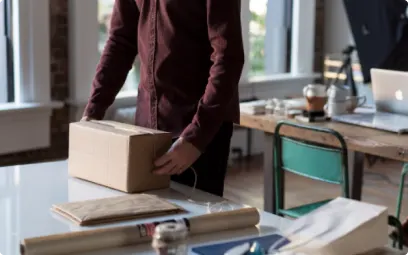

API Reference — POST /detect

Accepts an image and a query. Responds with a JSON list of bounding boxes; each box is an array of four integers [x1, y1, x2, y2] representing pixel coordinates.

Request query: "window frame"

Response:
[[69, 0, 319, 118], [12, 0, 51, 104], [0, 0, 62, 155], [0, 0, 8, 103], [4, 0, 14, 102], [257, 0, 292, 75]]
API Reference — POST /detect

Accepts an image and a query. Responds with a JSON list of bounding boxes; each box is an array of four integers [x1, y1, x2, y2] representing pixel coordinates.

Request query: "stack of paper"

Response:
[[279, 197, 388, 255]]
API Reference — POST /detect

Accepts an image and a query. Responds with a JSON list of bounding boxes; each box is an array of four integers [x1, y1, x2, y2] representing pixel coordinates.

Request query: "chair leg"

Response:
[[390, 163, 408, 249], [389, 215, 404, 250], [396, 164, 408, 221]]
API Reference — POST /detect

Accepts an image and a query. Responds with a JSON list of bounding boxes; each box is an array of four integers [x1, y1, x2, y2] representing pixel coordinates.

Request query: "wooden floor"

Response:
[[224, 155, 408, 219]]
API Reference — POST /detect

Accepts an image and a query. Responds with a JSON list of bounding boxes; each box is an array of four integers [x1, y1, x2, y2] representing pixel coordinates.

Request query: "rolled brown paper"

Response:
[[21, 207, 260, 255]]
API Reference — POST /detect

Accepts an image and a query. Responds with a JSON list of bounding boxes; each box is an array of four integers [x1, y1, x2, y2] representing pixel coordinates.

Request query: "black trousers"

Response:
[[171, 122, 233, 197]]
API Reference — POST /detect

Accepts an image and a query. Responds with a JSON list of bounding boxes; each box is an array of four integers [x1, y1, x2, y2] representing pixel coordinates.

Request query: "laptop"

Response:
[[331, 68, 408, 134]]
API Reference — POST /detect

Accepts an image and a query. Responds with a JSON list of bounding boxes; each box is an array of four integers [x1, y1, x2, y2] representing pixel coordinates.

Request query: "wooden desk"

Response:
[[240, 113, 408, 213]]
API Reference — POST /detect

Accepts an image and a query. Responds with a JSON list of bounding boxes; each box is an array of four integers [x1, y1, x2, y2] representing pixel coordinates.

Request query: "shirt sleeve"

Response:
[[180, 0, 245, 151], [84, 0, 139, 120]]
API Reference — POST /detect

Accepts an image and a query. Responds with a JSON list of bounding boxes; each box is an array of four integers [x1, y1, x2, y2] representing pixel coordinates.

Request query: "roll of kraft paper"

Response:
[[21, 207, 260, 255]]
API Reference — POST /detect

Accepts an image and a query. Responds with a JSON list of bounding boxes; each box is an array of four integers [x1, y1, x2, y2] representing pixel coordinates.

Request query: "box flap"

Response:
[[70, 121, 169, 137], [100, 120, 169, 134]]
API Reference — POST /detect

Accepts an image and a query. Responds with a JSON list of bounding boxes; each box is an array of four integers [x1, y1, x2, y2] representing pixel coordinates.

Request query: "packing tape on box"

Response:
[[21, 207, 260, 255]]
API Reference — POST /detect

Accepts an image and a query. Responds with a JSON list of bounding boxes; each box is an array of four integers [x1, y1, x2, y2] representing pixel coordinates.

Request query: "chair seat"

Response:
[[278, 199, 333, 218]]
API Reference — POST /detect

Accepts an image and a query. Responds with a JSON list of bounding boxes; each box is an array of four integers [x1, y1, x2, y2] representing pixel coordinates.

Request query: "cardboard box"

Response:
[[68, 120, 172, 193]]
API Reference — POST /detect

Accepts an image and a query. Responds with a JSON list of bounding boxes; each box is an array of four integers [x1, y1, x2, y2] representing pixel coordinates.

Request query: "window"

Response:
[[4, 0, 13, 103], [98, 0, 140, 94], [70, 0, 317, 104], [0, 0, 12, 103], [1, 0, 13, 103], [248, 0, 292, 77], [96, 0, 292, 89], [249, 0, 268, 76], [0, 0, 54, 155]]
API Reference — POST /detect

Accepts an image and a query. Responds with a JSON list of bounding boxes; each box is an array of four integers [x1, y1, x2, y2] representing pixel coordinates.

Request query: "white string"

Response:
[[187, 167, 236, 213]]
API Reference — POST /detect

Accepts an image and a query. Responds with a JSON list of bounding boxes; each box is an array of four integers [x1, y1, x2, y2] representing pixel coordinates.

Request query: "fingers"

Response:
[[154, 153, 188, 175], [154, 153, 172, 168], [153, 138, 197, 176], [81, 116, 94, 121], [154, 161, 178, 175], [154, 152, 175, 175]]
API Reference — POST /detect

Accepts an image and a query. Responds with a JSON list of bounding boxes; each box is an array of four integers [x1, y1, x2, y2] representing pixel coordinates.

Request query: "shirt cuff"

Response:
[[180, 122, 220, 152], [83, 102, 107, 120]]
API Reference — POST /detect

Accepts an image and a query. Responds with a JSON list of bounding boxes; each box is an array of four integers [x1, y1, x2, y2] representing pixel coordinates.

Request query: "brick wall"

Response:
[[0, 0, 69, 167], [0, 0, 327, 166]]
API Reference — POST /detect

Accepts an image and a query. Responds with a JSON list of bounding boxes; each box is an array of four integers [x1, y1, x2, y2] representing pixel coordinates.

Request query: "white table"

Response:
[[0, 161, 403, 255], [0, 160, 290, 255]]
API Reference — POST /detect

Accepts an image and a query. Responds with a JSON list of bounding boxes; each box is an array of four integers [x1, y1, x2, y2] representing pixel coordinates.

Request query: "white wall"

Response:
[[323, 0, 354, 55]]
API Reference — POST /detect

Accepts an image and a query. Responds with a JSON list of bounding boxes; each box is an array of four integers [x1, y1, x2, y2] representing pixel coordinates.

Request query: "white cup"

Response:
[[327, 85, 350, 101], [324, 102, 348, 117]]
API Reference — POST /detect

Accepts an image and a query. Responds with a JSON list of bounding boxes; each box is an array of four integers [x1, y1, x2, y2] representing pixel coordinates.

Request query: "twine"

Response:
[[187, 167, 236, 213]]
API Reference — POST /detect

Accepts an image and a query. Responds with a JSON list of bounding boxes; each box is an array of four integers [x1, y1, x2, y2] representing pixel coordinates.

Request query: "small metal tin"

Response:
[[152, 222, 188, 255]]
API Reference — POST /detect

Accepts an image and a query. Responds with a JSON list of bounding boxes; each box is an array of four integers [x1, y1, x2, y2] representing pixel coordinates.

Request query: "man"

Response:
[[82, 0, 244, 197]]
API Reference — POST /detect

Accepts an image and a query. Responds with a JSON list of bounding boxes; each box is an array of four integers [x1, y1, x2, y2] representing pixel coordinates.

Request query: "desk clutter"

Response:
[[240, 98, 306, 117], [240, 83, 367, 123], [194, 198, 389, 255], [21, 198, 392, 255], [21, 207, 260, 255]]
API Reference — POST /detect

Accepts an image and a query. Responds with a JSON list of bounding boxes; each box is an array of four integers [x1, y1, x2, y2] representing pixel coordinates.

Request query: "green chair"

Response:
[[388, 163, 408, 249], [273, 121, 350, 218], [395, 163, 408, 227], [273, 121, 404, 249], [389, 215, 403, 250]]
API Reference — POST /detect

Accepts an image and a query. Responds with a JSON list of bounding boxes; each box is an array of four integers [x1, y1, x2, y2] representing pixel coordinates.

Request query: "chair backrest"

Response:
[[274, 121, 350, 198]]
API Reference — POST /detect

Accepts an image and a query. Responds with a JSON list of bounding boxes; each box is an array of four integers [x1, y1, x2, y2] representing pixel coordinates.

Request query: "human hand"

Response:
[[81, 116, 94, 121], [154, 137, 201, 175]]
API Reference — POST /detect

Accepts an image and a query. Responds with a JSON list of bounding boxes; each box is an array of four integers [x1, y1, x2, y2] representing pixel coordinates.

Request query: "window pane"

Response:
[[249, 0, 267, 77], [249, 0, 291, 77], [0, 0, 8, 103], [98, 0, 140, 93]]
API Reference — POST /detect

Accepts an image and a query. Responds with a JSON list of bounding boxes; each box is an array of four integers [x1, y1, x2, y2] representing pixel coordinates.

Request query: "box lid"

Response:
[[71, 120, 169, 138]]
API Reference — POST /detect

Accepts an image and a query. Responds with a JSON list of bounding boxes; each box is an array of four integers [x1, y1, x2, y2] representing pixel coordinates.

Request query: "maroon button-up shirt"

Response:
[[84, 0, 244, 151]]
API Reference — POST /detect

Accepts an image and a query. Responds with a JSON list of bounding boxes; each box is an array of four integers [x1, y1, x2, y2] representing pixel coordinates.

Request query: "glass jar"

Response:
[[152, 222, 188, 255]]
